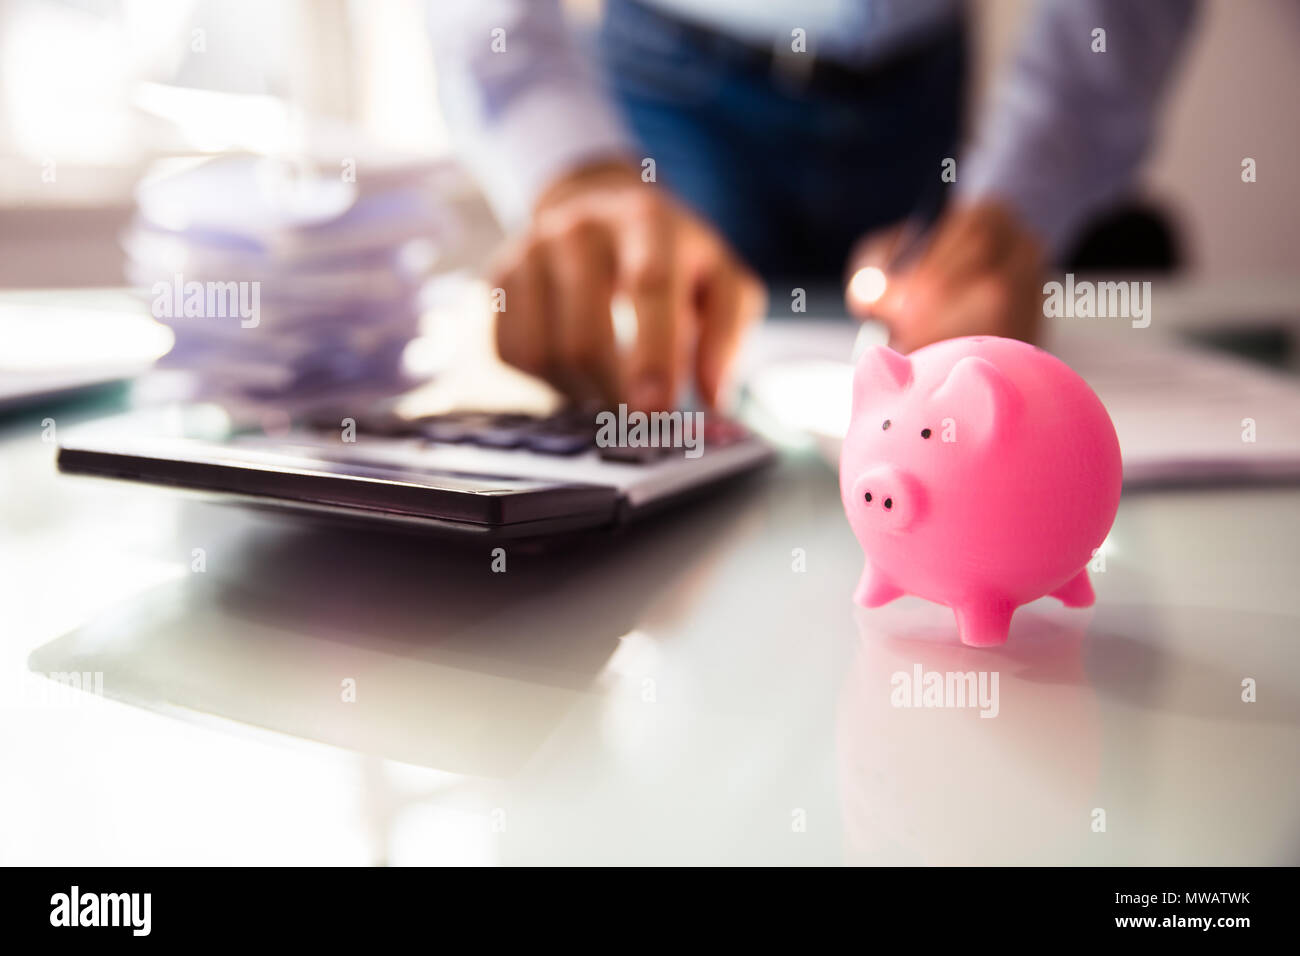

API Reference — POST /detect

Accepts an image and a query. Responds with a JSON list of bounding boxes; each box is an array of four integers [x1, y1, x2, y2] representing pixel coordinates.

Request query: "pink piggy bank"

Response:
[[840, 336, 1121, 647]]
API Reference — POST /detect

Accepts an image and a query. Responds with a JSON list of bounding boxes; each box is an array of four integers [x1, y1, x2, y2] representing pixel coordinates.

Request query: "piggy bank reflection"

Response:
[[837, 602, 1101, 865], [839, 336, 1122, 647]]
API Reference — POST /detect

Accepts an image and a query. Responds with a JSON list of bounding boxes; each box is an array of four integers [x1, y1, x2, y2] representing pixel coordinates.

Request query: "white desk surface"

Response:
[[2, 305, 1298, 866]]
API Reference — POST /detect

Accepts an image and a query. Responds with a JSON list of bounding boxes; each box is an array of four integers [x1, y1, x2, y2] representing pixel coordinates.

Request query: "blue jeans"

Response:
[[597, 0, 967, 284]]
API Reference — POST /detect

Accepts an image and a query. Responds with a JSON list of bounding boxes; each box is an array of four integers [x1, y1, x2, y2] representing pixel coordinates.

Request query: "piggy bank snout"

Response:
[[850, 465, 924, 532]]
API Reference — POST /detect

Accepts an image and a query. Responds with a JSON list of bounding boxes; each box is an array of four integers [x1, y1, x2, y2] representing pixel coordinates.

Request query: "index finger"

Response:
[[616, 211, 683, 412]]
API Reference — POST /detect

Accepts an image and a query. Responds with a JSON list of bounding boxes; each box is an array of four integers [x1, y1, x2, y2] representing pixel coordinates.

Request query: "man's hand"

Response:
[[490, 160, 764, 411], [845, 200, 1045, 353]]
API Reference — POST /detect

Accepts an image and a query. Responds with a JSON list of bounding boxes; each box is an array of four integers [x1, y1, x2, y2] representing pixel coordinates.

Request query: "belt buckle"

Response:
[[771, 41, 815, 90]]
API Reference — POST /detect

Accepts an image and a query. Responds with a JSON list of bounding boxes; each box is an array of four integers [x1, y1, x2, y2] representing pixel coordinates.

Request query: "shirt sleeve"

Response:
[[427, 0, 637, 230], [958, 0, 1199, 259]]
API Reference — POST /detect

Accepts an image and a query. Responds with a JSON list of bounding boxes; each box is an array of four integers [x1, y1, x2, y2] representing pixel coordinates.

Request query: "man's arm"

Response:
[[427, 0, 635, 229], [427, 0, 763, 411], [959, 0, 1200, 258], [849, 0, 1199, 351]]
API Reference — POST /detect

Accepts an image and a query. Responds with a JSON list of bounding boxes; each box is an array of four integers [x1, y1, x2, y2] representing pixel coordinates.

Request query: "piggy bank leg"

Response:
[[954, 600, 1015, 647], [1050, 568, 1095, 607], [854, 564, 904, 608]]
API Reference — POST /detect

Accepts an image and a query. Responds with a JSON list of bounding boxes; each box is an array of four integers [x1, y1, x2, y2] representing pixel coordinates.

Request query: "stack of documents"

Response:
[[124, 154, 453, 402]]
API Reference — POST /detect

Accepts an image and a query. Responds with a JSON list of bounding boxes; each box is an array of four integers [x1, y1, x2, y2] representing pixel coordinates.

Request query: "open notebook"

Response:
[[1052, 334, 1300, 484], [742, 320, 1300, 486]]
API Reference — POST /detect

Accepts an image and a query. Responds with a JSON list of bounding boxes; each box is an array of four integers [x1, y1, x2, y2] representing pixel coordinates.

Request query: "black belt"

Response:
[[616, 0, 964, 96]]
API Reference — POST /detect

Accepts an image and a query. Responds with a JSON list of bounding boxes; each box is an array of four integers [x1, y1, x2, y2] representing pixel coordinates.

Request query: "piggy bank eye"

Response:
[[881, 419, 891, 431], [921, 428, 932, 439]]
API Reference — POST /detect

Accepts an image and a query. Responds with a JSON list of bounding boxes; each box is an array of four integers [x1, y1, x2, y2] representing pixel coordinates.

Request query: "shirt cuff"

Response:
[[447, 76, 637, 231], [957, 134, 1105, 262]]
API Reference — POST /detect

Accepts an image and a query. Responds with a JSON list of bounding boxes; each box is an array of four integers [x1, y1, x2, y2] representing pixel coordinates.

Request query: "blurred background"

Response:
[[1, 0, 1298, 288]]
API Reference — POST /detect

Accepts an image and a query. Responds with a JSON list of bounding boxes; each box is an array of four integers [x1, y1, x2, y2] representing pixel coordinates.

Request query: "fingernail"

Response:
[[632, 375, 667, 411], [707, 367, 736, 412]]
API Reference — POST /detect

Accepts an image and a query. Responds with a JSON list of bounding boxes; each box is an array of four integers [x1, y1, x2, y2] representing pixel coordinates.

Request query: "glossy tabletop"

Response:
[[2, 316, 1298, 865]]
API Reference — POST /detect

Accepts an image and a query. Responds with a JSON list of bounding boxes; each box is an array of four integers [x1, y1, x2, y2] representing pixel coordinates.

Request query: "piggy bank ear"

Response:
[[931, 356, 1021, 442], [853, 345, 912, 413]]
